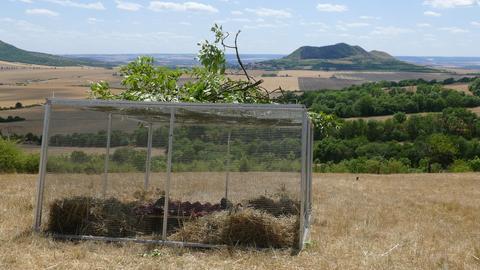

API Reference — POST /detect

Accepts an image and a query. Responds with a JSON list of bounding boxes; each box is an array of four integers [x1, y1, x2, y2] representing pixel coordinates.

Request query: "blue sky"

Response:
[[1, 0, 479, 56]]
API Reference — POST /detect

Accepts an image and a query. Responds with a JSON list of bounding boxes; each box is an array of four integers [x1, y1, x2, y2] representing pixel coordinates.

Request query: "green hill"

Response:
[[0, 40, 109, 67], [255, 43, 436, 72]]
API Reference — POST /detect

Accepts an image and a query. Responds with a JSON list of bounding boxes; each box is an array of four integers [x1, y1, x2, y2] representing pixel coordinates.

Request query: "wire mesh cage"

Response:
[[33, 98, 313, 250]]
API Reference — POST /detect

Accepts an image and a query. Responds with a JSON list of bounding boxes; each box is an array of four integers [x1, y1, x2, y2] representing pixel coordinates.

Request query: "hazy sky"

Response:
[[1, 0, 479, 56]]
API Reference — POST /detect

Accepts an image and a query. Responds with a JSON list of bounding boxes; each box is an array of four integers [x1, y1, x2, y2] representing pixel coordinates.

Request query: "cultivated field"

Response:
[[1, 173, 479, 269], [1, 64, 477, 110], [0, 64, 121, 108]]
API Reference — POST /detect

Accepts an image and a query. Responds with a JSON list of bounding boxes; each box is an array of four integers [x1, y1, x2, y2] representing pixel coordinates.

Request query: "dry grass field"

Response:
[[1, 65, 475, 108], [345, 106, 480, 122], [0, 65, 121, 108], [445, 83, 472, 95], [1, 173, 479, 269]]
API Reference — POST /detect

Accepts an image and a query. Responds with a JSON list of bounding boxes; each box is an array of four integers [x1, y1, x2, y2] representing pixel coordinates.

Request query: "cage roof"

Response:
[[47, 99, 308, 127]]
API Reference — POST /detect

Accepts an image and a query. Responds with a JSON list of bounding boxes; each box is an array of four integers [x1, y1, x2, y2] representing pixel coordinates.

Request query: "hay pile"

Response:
[[47, 193, 300, 249], [247, 195, 300, 217], [170, 208, 298, 248], [47, 196, 138, 237]]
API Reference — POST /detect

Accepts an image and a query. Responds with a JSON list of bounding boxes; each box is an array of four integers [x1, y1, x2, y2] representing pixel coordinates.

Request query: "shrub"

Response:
[[449, 160, 471, 173], [430, 163, 443, 173], [112, 147, 138, 163], [22, 154, 39, 173], [381, 159, 409, 174], [469, 157, 480, 172], [70, 151, 90, 163], [238, 156, 250, 172], [0, 139, 23, 173]]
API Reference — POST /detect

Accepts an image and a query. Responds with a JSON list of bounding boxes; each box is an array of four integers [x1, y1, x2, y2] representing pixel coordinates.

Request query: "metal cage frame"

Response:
[[33, 98, 313, 250]]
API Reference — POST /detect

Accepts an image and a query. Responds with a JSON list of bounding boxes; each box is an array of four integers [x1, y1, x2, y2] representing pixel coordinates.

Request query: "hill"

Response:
[[0, 40, 109, 67], [255, 43, 436, 72]]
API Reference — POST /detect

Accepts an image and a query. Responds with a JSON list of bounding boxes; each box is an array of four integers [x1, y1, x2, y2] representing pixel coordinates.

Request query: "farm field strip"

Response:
[[1, 173, 479, 269]]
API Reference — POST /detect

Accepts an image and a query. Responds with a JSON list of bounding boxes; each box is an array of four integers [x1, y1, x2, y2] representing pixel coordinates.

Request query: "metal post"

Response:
[[224, 130, 231, 200], [102, 113, 112, 198], [144, 123, 154, 190], [162, 109, 175, 240], [304, 120, 312, 227], [34, 102, 51, 232], [298, 111, 308, 250], [308, 120, 314, 218]]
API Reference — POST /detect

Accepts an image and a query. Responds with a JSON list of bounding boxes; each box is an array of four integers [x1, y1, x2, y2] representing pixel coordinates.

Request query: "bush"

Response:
[[381, 159, 409, 174], [71, 151, 90, 163], [238, 156, 250, 172], [22, 154, 39, 173], [430, 163, 443, 173], [112, 147, 138, 163], [0, 138, 40, 173], [0, 139, 23, 173], [469, 157, 480, 172], [449, 160, 471, 173]]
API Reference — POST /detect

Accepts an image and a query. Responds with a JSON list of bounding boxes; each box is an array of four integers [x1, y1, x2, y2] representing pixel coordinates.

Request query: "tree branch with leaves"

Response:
[[89, 24, 338, 135]]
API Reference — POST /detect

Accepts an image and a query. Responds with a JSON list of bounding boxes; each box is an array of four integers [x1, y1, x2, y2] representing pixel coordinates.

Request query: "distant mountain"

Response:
[[66, 53, 284, 68], [0, 40, 109, 67], [255, 43, 436, 72]]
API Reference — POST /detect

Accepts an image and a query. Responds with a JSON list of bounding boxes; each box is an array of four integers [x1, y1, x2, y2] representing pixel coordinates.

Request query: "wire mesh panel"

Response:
[[34, 99, 313, 250]]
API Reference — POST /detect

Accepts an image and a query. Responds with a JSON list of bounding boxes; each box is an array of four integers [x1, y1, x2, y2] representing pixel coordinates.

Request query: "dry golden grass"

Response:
[[1, 173, 480, 269], [445, 84, 472, 96], [346, 106, 480, 122], [0, 67, 121, 107]]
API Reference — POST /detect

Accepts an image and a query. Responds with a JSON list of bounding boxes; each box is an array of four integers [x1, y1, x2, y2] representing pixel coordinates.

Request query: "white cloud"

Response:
[[0, 17, 45, 32], [371, 26, 413, 36], [149, 1, 218, 13], [300, 21, 329, 28], [472, 21, 480, 26], [115, 0, 142, 11], [360, 15, 380, 20], [423, 33, 437, 41], [423, 0, 479, 8], [345, 22, 370, 27], [25, 8, 59, 16], [44, 0, 105, 10], [424, 10, 442, 16], [87, 17, 103, 24], [243, 23, 289, 29], [231, 10, 243, 15], [8, 0, 34, 3], [439, 26, 469, 33], [316, 3, 348, 12], [245, 8, 292, 18], [417, 23, 432, 27]]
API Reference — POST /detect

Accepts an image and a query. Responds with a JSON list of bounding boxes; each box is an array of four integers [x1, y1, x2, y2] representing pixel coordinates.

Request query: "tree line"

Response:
[[314, 108, 480, 173], [297, 77, 480, 118]]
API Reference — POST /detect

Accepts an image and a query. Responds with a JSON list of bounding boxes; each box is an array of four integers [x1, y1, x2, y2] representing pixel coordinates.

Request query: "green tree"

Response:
[[469, 78, 480, 96], [89, 24, 336, 132], [393, 112, 407, 123], [90, 24, 270, 104], [353, 96, 375, 116], [425, 134, 458, 167]]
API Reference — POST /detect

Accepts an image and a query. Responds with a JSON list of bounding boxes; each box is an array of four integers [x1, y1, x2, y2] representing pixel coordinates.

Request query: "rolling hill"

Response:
[[0, 40, 109, 67], [255, 43, 436, 72]]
